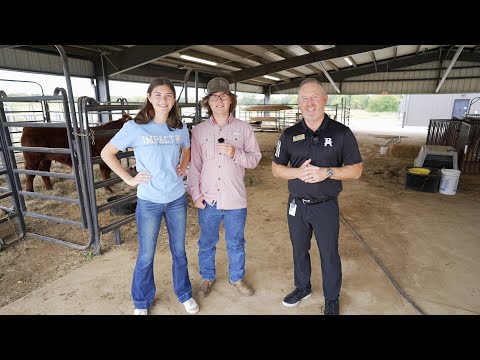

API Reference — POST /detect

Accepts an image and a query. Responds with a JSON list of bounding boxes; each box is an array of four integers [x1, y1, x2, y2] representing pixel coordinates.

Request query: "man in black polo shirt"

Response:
[[272, 78, 363, 315]]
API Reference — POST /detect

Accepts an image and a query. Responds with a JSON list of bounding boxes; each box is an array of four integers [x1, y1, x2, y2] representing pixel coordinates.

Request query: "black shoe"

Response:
[[282, 288, 312, 307], [324, 298, 339, 315]]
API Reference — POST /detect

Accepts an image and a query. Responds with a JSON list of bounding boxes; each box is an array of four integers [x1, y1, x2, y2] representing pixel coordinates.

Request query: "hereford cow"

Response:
[[21, 113, 132, 192]]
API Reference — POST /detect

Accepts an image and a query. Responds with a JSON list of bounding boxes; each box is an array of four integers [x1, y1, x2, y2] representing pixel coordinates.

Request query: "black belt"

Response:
[[295, 197, 335, 205]]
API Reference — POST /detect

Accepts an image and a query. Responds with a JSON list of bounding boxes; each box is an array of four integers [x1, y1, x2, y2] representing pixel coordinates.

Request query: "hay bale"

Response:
[[391, 144, 421, 159]]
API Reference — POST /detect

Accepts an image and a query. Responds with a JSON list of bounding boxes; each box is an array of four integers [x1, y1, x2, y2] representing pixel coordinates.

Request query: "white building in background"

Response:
[[399, 93, 480, 127]]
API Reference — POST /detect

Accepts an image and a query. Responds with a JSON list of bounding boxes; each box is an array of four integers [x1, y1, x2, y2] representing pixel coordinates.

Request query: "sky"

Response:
[[0, 69, 150, 98], [0, 68, 266, 102]]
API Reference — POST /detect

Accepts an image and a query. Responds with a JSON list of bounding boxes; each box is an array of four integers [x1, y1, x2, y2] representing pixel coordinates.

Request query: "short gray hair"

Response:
[[299, 78, 326, 94]]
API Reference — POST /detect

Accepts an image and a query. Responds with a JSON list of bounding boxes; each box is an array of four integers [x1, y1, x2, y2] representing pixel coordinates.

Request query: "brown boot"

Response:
[[229, 279, 254, 296], [197, 279, 215, 298]]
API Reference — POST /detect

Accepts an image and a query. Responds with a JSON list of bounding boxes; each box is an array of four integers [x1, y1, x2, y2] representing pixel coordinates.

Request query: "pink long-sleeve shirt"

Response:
[[186, 115, 261, 210]]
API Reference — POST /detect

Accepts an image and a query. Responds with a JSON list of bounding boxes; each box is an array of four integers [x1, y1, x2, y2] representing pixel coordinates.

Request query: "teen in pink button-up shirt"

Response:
[[186, 77, 261, 297], [187, 114, 261, 210]]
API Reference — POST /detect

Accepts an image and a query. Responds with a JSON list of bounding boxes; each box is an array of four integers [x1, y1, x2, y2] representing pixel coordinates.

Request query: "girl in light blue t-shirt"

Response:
[[101, 77, 199, 315]]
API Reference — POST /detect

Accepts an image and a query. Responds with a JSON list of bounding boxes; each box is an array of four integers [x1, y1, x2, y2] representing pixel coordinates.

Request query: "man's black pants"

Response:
[[287, 195, 341, 301]]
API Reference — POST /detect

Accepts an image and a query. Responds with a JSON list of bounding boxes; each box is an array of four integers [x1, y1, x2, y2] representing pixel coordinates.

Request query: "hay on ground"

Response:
[[391, 144, 422, 159], [244, 174, 260, 187]]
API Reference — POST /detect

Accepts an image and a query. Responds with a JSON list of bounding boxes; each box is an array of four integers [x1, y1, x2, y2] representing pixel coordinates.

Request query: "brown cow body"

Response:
[[21, 114, 132, 192]]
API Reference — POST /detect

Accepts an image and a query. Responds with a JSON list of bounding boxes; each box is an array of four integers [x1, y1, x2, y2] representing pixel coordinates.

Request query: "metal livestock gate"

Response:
[[0, 90, 140, 254], [426, 118, 480, 174]]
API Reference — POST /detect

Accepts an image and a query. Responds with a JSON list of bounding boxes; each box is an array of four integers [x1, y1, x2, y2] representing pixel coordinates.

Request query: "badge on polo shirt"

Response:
[[289, 201, 297, 216], [293, 134, 305, 142]]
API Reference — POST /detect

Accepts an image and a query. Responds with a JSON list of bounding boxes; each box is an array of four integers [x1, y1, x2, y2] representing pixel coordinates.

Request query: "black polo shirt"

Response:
[[272, 114, 362, 202]]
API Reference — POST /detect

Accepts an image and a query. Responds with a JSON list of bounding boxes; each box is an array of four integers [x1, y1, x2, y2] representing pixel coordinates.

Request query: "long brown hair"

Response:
[[200, 92, 238, 118], [134, 77, 183, 130]]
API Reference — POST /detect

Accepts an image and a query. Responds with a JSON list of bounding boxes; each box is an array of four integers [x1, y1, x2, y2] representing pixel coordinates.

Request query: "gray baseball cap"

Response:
[[206, 77, 231, 96]]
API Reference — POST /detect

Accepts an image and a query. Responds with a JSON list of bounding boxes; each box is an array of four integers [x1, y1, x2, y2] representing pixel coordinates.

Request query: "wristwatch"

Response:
[[326, 167, 334, 178]]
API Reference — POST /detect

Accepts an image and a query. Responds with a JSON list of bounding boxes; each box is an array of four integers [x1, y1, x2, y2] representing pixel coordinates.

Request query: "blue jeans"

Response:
[[132, 194, 192, 309], [198, 203, 247, 283]]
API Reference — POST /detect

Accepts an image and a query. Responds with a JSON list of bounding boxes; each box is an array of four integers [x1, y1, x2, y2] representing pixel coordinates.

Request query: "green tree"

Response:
[[128, 96, 147, 103], [327, 95, 342, 106], [366, 95, 400, 112], [238, 93, 262, 105], [8, 92, 36, 97], [350, 95, 370, 110], [110, 95, 146, 103], [270, 95, 297, 104], [328, 95, 369, 110]]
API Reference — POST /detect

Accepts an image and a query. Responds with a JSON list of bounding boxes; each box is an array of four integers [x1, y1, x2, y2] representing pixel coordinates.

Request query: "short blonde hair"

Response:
[[299, 78, 326, 94]]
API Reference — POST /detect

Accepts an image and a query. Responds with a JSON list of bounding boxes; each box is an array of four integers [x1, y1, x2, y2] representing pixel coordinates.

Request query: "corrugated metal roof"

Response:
[[0, 45, 479, 95]]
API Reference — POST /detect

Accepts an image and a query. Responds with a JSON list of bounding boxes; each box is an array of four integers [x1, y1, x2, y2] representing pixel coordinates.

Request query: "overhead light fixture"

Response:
[[180, 54, 217, 66], [344, 57, 353, 66], [264, 75, 280, 81]]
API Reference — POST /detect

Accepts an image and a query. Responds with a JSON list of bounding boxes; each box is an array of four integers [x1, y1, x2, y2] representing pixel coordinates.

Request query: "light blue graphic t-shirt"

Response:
[[111, 120, 190, 204]]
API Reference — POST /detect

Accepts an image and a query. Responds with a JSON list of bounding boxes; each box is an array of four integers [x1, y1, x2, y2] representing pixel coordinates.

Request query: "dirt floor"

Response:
[[1, 127, 479, 315]]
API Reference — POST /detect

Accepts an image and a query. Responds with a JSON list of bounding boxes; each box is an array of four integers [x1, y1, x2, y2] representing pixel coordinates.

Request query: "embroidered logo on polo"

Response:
[[275, 140, 281, 157], [324, 138, 333, 147]]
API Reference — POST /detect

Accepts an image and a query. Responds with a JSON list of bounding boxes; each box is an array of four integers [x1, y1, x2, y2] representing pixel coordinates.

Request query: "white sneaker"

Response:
[[182, 297, 199, 314], [133, 308, 148, 315]]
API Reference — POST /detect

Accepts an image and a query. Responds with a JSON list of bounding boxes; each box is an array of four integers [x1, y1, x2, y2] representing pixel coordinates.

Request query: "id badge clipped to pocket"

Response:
[[288, 198, 297, 216]]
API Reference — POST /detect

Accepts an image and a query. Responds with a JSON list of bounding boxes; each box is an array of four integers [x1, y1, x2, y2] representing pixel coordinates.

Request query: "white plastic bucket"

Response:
[[439, 169, 461, 195]]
